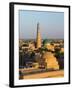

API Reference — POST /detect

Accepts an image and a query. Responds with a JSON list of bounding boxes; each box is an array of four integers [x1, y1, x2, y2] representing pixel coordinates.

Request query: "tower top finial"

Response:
[[37, 22, 39, 32]]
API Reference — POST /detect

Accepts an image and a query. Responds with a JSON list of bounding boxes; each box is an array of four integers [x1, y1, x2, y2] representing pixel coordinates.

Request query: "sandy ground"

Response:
[[20, 70, 64, 79]]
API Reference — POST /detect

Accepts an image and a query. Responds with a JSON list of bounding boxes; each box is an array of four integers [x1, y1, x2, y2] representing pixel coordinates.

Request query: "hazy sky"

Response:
[[19, 10, 64, 39]]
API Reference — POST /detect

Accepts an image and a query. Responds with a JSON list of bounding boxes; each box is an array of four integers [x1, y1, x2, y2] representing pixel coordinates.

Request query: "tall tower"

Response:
[[36, 22, 41, 48]]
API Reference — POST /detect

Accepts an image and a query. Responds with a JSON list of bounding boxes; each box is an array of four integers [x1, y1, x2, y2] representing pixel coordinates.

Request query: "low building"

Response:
[[45, 43, 55, 51], [21, 43, 35, 51], [29, 43, 35, 50], [60, 48, 64, 53], [60, 45, 64, 53], [53, 43, 60, 47]]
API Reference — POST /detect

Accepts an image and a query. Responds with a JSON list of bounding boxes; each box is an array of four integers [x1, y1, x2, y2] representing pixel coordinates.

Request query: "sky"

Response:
[[19, 10, 64, 39]]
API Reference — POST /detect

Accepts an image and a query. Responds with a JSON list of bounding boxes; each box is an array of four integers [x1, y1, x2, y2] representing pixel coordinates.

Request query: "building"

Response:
[[21, 42, 35, 51], [42, 52, 59, 70], [36, 23, 41, 48], [45, 43, 55, 51], [60, 45, 64, 53]]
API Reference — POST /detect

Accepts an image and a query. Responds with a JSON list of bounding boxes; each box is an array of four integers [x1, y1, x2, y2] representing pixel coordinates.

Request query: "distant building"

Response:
[[22, 43, 29, 50], [53, 43, 60, 47], [45, 43, 55, 51], [60, 48, 64, 53], [21, 43, 35, 51], [29, 43, 35, 50], [60, 45, 64, 53]]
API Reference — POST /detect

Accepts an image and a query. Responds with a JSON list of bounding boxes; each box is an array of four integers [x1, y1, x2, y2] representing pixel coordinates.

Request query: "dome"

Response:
[[43, 39, 52, 45]]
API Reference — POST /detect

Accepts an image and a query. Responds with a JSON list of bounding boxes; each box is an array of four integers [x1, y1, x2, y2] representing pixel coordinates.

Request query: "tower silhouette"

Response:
[[36, 22, 41, 48]]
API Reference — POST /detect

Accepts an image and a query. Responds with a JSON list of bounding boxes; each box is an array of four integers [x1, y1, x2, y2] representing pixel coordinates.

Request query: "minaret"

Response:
[[36, 22, 41, 48]]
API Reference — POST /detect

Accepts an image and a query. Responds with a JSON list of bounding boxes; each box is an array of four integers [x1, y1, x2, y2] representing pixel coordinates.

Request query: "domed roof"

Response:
[[43, 39, 52, 45]]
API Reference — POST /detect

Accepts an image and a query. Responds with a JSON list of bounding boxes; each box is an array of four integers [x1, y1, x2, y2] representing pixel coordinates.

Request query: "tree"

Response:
[[55, 51, 64, 69], [30, 51, 35, 58]]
